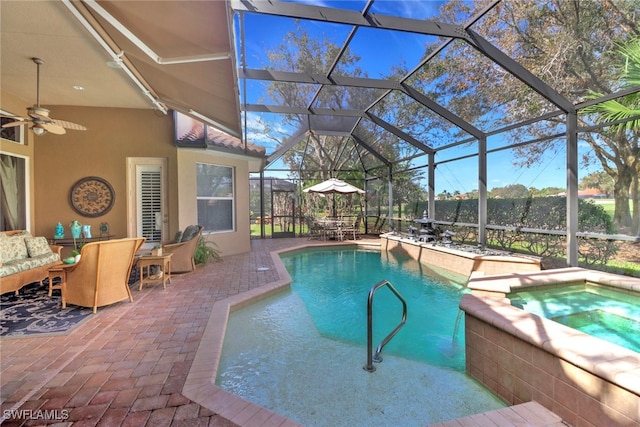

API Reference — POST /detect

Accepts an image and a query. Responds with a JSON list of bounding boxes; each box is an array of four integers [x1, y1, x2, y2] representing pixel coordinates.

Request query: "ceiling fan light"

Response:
[[32, 125, 47, 136]]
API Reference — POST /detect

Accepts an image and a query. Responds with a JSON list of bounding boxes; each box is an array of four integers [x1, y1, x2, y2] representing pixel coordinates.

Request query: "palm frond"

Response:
[[582, 37, 640, 132]]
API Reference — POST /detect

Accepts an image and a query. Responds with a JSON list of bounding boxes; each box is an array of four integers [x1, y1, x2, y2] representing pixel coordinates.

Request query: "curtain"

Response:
[[0, 154, 20, 230]]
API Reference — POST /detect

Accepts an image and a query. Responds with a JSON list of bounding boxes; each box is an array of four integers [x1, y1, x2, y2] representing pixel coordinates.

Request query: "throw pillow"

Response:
[[173, 230, 183, 243], [0, 239, 11, 263], [25, 236, 53, 257], [4, 235, 29, 261], [181, 225, 200, 242]]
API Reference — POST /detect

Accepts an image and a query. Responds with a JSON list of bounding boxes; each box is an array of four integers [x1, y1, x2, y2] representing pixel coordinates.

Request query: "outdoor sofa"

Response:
[[0, 230, 63, 295]]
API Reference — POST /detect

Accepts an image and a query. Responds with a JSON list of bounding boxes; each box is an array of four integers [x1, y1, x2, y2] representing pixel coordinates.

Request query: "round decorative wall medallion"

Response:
[[70, 176, 115, 217]]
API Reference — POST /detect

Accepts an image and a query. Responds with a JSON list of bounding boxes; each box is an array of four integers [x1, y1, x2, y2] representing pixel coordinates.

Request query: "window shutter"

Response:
[[140, 170, 162, 242]]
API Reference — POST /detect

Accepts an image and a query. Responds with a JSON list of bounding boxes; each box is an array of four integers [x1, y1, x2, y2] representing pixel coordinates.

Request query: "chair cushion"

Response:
[[0, 262, 21, 278], [25, 236, 53, 257], [180, 225, 200, 242], [0, 234, 29, 263]]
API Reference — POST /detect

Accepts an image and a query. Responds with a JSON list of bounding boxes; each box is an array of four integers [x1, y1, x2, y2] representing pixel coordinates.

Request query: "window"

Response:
[[1, 111, 25, 145], [196, 163, 234, 232], [0, 154, 27, 230]]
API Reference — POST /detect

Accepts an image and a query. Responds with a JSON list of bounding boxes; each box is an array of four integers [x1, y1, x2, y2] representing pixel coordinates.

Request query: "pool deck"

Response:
[[1, 237, 568, 426], [428, 401, 565, 427]]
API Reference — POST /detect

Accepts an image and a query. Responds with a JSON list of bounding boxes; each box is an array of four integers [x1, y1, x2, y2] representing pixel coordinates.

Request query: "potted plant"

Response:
[[151, 243, 163, 256], [70, 245, 82, 263], [194, 236, 220, 266]]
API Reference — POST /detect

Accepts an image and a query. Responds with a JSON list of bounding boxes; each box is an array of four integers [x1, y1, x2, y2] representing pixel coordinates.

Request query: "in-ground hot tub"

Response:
[[508, 282, 640, 353], [462, 267, 640, 426]]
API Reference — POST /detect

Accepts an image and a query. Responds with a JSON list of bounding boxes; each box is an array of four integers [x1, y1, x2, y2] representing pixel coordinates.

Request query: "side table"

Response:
[[137, 253, 173, 290], [48, 266, 67, 297]]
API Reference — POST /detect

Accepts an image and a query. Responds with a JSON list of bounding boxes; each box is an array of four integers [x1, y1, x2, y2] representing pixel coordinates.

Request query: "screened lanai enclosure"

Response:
[[235, 0, 640, 270]]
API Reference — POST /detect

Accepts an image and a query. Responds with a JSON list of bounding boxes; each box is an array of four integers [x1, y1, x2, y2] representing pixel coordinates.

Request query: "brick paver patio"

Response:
[[1, 238, 354, 426], [1, 236, 570, 427]]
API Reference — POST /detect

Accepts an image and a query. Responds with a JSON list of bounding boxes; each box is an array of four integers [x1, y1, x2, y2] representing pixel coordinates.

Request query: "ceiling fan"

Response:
[[1, 57, 87, 136]]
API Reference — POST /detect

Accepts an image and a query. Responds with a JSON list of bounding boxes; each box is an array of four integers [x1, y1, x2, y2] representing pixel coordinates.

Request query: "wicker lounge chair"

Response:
[[162, 225, 203, 273], [56, 237, 145, 313]]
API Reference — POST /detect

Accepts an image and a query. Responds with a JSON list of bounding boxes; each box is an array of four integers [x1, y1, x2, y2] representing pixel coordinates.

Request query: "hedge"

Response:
[[410, 197, 617, 265]]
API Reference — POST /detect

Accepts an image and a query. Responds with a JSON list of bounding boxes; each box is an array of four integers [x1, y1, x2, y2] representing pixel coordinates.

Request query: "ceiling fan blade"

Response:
[[1, 120, 31, 128], [51, 119, 87, 131], [0, 113, 28, 121], [16, 59, 84, 137], [40, 122, 66, 135]]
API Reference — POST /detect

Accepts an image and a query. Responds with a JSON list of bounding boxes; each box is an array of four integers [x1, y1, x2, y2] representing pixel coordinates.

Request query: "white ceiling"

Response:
[[0, 0, 241, 136]]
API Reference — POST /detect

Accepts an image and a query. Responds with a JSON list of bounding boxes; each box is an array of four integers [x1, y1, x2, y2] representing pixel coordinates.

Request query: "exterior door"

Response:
[[127, 158, 167, 247], [271, 189, 295, 238]]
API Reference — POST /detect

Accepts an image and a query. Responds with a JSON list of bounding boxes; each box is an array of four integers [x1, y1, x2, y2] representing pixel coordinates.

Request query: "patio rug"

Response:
[[1, 281, 92, 338]]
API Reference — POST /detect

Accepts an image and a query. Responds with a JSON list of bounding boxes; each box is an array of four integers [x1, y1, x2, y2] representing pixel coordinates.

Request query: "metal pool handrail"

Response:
[[363, 279, 407, 373]]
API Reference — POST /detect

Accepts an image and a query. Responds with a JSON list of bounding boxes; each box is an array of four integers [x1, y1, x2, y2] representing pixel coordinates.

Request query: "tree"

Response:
[[410, 0, 639, 234], [584, 37, 640, 132], [529, 186, 564, 197], [580, 171, 615, 196], [437, 190, 452, 200], [489, 184, 530, 199], [582, 36, 640, 232], [261, 23, 424, 210]]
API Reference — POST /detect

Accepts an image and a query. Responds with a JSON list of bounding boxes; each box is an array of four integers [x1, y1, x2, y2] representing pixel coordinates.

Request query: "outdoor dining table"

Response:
[[315, 217, 350, 240]]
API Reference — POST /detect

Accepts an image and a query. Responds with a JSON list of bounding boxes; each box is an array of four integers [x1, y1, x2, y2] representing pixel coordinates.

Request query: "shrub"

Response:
[[432, 196, 617, 263], [194, 236, 221, 265]]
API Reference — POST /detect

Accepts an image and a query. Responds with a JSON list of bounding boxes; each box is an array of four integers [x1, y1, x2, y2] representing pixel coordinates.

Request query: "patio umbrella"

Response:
[[303, 178, 364, 195], [303, 178, 364, 218]]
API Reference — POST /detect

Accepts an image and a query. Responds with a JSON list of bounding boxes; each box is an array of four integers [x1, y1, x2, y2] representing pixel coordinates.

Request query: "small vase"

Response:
[[82, 225, 92, 239], [70, 220, 82, 239], [54, 222, 64, 238]]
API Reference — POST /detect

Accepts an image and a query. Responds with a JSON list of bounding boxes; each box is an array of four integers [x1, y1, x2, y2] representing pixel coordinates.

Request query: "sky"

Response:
[[236, 0, 605, 193]]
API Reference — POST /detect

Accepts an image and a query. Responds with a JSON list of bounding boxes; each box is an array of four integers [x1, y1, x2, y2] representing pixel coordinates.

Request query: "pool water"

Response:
[[283, 248, 469, 369], [509, 284, 640, 353], [216, 248, 505, 426]]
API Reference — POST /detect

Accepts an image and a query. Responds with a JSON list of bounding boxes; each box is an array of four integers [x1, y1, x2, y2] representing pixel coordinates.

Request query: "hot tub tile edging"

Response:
[[462, 292, 640, 425], [461, 292, 640, 392]]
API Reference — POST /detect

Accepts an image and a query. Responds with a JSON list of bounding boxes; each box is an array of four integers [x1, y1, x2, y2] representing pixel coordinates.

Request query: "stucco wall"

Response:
[[32, 106, 177, 241], [2, 101, 253, 257], [176, 149, 251, 257]]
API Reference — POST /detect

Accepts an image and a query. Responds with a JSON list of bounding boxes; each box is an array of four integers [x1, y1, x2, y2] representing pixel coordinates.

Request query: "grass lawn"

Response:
[[249, 223, 310, 237], [589, 198, 634, 218]]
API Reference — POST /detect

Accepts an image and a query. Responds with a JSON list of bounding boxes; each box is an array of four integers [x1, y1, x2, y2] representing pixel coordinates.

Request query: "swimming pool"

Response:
[[508, 284, 640, 353], [215, 248, 505, 426]]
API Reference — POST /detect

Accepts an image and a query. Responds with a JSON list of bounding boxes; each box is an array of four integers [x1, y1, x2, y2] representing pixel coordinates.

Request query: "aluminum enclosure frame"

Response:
[[233, 0, 640, 265]]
